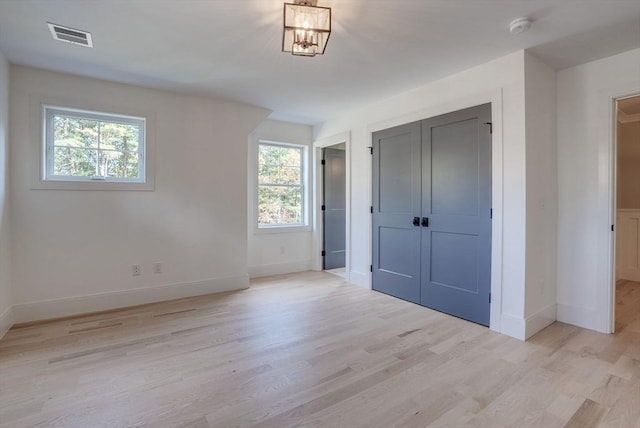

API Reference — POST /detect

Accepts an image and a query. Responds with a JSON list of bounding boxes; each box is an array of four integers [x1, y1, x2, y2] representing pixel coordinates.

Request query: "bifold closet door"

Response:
[[421, 103, 492, 326], [372, 121, 422, 303]]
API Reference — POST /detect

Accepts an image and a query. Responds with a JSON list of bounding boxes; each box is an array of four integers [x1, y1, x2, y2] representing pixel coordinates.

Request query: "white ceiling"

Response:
[[0, 0, 639, 124]]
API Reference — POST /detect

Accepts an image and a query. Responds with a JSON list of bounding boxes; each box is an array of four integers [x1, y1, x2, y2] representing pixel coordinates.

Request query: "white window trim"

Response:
[[44, 105, 146, 183], [256, 140, 310, 232], [29, 95, 155, 191]]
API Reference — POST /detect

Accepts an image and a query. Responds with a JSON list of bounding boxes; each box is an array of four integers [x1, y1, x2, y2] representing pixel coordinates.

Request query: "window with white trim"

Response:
[[258, 142, 307, 228], [44, 106, 146, 183]]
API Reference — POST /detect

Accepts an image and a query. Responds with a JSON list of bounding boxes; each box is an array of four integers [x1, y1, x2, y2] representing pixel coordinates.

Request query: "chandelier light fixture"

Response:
[[282, 0, 331, 57]]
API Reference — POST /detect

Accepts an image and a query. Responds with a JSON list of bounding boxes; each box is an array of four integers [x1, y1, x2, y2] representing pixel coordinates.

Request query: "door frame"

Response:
[[367, 90, 504, 333], [608, 90, 640, 333], [312, 132, 351, 280]]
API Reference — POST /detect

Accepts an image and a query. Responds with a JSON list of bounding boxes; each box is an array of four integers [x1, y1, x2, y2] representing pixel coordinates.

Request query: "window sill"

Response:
[[254, 225, 312, 235], [31, 179, 154, 191]]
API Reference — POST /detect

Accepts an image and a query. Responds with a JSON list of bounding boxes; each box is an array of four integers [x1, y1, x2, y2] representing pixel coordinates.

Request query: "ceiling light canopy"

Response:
[[509, 17, 532, 35], [282, 0, 331, 57]]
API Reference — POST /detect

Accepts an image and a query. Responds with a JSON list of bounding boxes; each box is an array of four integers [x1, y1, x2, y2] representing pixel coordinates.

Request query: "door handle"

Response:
[[421, 217, 429, 227], [413, 217, 420, 226]]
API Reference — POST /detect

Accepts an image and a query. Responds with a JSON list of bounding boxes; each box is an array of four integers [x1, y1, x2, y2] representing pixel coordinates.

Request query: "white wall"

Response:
[[247, 119, 313, 278], [557, 48, 640, 333], [523, 52, 558, 338], [0, 53, 12, 338], [314, 51, 532, 339], [10, 66, 269, 323]]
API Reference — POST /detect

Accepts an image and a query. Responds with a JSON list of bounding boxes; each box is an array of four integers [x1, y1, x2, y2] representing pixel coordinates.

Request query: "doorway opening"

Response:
[[613, 95, 640, 333], [312, 132, 351, 282], [322, 144, 346, 279]]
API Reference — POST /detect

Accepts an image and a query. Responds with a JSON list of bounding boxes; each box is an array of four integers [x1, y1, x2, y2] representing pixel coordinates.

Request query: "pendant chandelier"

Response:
[[282, 0, 331, 57]]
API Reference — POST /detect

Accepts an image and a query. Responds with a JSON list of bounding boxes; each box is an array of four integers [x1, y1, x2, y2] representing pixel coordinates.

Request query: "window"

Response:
[[258, 142, 307, 228], [44, 106, 146, 183]]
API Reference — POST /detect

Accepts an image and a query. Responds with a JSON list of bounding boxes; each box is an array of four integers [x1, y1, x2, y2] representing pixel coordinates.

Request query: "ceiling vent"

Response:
[[47, 23, 93, 47]]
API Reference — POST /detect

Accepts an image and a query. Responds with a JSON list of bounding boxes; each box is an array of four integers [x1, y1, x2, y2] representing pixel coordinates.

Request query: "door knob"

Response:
[[413, 217, 420, 226], [421, 217, 429, 227]]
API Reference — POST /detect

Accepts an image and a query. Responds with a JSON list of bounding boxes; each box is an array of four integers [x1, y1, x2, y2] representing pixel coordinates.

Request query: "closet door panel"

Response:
[[421, 103, 492, 326], [372, 121, 422, 304]]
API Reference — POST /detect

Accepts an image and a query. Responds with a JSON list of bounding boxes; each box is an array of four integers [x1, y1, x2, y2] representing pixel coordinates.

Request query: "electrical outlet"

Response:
[[153, 262, 162, 274], [280, 246, 285, 254], [132, 264, 141, 276]]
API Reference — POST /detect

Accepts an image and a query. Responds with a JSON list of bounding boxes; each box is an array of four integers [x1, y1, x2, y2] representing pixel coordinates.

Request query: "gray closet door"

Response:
[[420, 103, 492, 326], [372, 121, 422, 303], [323, 147, 346, 270]]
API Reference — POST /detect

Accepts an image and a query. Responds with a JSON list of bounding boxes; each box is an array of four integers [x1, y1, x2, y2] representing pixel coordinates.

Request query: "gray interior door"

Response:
[[372, 122, 422, 303], [323, 147, 346, 270], [421, 104, 492, 326], [371, 104, 492, 326]]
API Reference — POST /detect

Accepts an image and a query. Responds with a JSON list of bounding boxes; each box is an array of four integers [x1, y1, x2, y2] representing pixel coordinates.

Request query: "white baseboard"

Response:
[[525, 303, 557, 339], [349, 270, 370, 289], [500, 304, 558, 341], [557, 303, 606, 333], [500, 313, 526, 340], [12, 275, 249, 324], [249, 259, 312, 279], [0, 305, 14, 340]]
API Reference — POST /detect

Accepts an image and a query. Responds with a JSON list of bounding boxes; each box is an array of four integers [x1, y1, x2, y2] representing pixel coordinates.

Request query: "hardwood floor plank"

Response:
[[563, 398, 608, 428], [597, 373, 640, 428]]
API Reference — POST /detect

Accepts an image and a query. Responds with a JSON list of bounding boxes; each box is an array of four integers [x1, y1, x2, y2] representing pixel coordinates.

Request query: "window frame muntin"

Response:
[[44, 105, 146, 183]]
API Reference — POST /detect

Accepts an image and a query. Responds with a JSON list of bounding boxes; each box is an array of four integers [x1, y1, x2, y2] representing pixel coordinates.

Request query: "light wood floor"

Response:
[[1, 273, 639, 428]]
